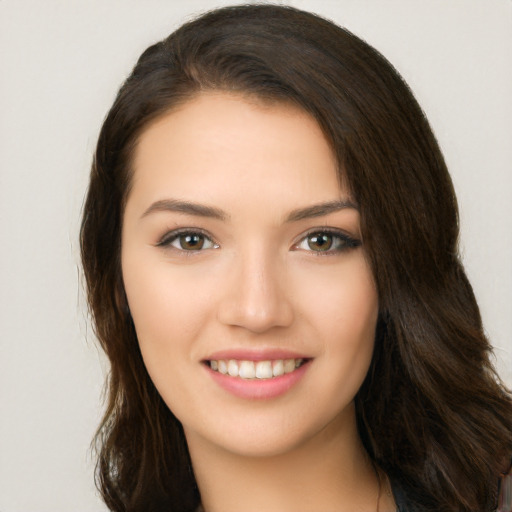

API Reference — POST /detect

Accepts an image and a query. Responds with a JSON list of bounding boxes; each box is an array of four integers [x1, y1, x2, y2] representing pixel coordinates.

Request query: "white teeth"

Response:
[[209, 358, 305, 379], [284, 359, 296, 373], [218, 360, 228, 374], [239, 360, 256, 379], [272, 360, 284, 377], [227, 360, 239, 377], [255, 361, 273, 379]]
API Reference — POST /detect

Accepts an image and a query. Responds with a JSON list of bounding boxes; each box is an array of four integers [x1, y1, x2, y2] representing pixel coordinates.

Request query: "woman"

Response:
[[80, 5, 512, 512]]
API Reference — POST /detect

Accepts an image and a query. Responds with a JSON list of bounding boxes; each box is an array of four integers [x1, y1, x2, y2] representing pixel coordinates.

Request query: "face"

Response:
[[121, 93, 379, 457]]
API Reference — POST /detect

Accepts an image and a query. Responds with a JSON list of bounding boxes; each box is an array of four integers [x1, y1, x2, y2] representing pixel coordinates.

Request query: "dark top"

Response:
[[392, 481, 416, 512], [392, 464, 512, 512]]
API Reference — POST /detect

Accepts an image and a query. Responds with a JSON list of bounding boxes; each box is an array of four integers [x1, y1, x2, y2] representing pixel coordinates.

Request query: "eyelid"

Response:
[[156, 227, 219, 250], [292, 227, 361, 254], [154, 226, 360, 254]]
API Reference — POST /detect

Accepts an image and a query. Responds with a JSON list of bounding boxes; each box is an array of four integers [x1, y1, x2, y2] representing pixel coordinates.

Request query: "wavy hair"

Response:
[[80, 5, 512, 511]]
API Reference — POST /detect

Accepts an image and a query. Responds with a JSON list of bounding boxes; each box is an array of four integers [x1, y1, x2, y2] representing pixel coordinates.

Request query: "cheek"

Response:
[[300, 258, 378, 339], [121, 257, 209, 413], [121, 253, 205, 368], [300, 258, 378, 386]]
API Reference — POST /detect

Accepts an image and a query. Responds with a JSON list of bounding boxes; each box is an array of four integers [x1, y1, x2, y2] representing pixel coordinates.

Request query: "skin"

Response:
[[121, 93, 395, 511]]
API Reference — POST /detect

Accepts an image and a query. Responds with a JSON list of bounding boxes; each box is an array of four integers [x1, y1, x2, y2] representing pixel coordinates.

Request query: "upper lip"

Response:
[[204, 348, 310, 362]]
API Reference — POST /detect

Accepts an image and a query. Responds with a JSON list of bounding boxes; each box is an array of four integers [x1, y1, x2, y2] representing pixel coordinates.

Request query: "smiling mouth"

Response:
[[205, 358, 308, 380]]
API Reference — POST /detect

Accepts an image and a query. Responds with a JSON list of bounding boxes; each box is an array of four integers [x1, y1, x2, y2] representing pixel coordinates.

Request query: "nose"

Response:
[[216, 247, 294, 333]]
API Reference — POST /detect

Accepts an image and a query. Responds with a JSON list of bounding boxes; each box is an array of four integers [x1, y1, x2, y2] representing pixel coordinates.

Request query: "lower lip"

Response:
[[205, 361, 311, 400]]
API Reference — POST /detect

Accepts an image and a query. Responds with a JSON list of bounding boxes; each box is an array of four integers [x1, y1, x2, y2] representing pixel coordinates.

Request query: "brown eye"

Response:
[[295, 230, 361, 254], [178, 233, 206, 250], [158, 230, 218, 251], [307, 233, 333, 252]]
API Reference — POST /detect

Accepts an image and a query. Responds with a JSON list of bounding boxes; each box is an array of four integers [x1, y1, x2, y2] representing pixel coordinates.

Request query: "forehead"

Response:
[[129, 92, 346, 212]]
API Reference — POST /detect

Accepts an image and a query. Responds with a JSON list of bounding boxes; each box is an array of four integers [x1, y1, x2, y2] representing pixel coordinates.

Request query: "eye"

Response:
[[294, 229, 361, 254], [157, 230, 219, 251]]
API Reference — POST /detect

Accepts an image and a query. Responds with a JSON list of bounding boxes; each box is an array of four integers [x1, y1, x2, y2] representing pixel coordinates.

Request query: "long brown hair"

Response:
[[80, 5, 512, 511]]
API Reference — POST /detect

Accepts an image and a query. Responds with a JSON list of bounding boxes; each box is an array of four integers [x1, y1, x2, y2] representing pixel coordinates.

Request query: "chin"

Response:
[[182, 401, 356, 460]]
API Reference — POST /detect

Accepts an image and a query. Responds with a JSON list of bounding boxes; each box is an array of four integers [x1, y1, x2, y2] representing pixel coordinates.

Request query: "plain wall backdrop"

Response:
[[1, 1, 510, 510]]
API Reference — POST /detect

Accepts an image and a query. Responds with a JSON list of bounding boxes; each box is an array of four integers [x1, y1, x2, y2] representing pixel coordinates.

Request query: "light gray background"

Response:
[[1, 1, 510, 510]]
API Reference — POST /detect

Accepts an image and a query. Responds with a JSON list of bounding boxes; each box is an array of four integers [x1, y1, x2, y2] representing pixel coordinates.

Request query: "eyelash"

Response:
[[156, 228, 219, 253], [293, 228, 361, 255], [156, 228, 361, 254]]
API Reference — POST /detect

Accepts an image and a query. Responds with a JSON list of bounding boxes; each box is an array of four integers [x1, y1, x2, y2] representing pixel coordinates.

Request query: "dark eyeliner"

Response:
[[155, 228, 217, 249], [299, 227, 362, 254]]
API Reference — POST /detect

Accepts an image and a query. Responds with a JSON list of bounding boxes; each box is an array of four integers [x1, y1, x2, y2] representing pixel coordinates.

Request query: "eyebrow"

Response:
[[141, 198, 358, 222], [285, 199, 358, 222], [141, 199, 228, 221]]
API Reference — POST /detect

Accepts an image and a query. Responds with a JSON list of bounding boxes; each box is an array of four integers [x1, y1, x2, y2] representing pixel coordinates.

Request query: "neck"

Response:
[[185, 406, 386, 512]]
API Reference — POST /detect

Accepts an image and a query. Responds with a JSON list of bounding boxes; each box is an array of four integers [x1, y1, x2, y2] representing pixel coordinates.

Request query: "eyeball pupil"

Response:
[[181, 234, 204, 250], [308, 233, 332, 251]]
